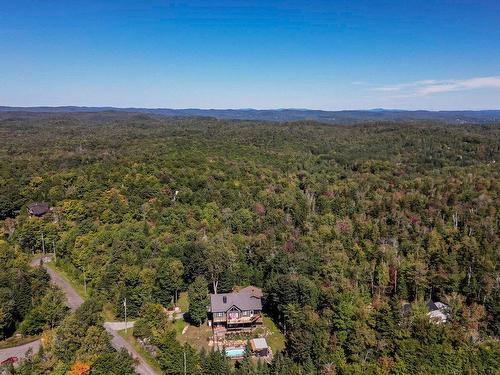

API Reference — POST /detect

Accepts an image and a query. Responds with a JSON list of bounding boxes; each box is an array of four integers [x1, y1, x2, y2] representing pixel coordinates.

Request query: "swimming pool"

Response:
[[225, 347, 245, 358]]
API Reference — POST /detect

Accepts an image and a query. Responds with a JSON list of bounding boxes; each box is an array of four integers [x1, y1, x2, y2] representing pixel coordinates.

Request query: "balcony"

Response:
[[227, 314, 262, 325]]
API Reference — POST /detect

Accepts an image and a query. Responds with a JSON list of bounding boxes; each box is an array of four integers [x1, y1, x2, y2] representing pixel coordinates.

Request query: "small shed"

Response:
[[250, 338, 269, 357]]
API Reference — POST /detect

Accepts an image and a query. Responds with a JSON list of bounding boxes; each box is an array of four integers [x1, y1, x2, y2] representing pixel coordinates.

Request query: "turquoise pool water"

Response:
[[225, 348, 245, 357]]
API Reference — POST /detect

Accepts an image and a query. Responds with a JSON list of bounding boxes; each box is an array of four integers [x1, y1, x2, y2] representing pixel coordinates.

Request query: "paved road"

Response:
[[0, 340, 40, 362], [105, 321, 135, 331], [0, 257, 160, 375], [31, 257, 84, 311], [104, 322, 157, 375]]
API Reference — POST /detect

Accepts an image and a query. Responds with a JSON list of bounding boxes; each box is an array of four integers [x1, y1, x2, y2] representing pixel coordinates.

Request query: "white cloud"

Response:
[[370, 76, 500, 97]]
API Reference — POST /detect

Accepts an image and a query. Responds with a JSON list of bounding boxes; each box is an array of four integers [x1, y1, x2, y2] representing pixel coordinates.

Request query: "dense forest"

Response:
[[0, 242, 66, 339], [1, 113, 499, 374]]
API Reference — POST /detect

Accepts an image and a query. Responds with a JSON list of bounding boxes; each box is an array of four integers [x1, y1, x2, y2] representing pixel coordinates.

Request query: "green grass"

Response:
[[262, 315, 285, 353], [177, 292, 189, 312], [173, 318, 187, 336], [117, 329, 163, 374], [45, 261, 88, 300], [102, 303, 118, 322], [177, 323, 212, 351], [0, 335, 40, 349]]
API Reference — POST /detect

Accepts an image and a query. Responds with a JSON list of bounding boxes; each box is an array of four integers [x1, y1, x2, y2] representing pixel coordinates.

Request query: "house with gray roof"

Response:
[[209, 286, 263, 330]]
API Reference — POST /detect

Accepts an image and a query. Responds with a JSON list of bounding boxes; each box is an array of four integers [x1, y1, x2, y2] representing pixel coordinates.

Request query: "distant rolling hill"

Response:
[[1, 106, 499, 124]]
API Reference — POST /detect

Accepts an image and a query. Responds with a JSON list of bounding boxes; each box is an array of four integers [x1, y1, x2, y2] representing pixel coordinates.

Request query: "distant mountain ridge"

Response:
[[1, 106, 500, 124]]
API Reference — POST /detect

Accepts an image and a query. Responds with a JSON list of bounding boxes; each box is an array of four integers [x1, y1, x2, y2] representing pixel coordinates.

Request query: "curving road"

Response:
[[0, 340, 40, 363], [0, 257, 159, 375], [31, 257, 84, 311], [103, 322, 157, 375]]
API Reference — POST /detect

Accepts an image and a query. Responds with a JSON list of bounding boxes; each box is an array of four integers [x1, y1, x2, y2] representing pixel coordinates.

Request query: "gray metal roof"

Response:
[[210, 287, 263, 313]]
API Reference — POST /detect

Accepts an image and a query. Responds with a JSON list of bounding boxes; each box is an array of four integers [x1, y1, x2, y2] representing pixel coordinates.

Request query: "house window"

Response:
[[215, 312, 224, 317], [242, 310, 250, 316]]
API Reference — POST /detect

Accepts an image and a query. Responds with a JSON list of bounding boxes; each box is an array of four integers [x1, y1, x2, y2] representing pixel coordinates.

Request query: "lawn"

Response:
[[173, 318, 187, 336], [102, 303, 118, 322], [177, 292, 189, 312], [117, 329, 163, 374], [261, 315, 285, 353], [176, 322, 212, 351]]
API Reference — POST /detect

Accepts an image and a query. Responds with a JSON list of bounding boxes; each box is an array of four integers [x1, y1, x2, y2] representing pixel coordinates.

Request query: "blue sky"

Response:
[[1, 0, 499, 110]]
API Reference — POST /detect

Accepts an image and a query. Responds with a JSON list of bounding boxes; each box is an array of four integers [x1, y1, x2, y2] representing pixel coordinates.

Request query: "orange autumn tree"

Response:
[[69, 362, 90, 375]]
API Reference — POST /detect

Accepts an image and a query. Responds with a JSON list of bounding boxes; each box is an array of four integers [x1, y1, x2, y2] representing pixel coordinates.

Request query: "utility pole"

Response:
[[52, 239, 56, 261], [124, 298, 128, 333], [183, 349, 187, 375], [41, 232, 45, 255]]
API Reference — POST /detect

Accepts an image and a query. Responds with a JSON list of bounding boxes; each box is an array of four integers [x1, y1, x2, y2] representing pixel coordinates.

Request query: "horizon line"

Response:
[[1, 105, 500, 112]]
